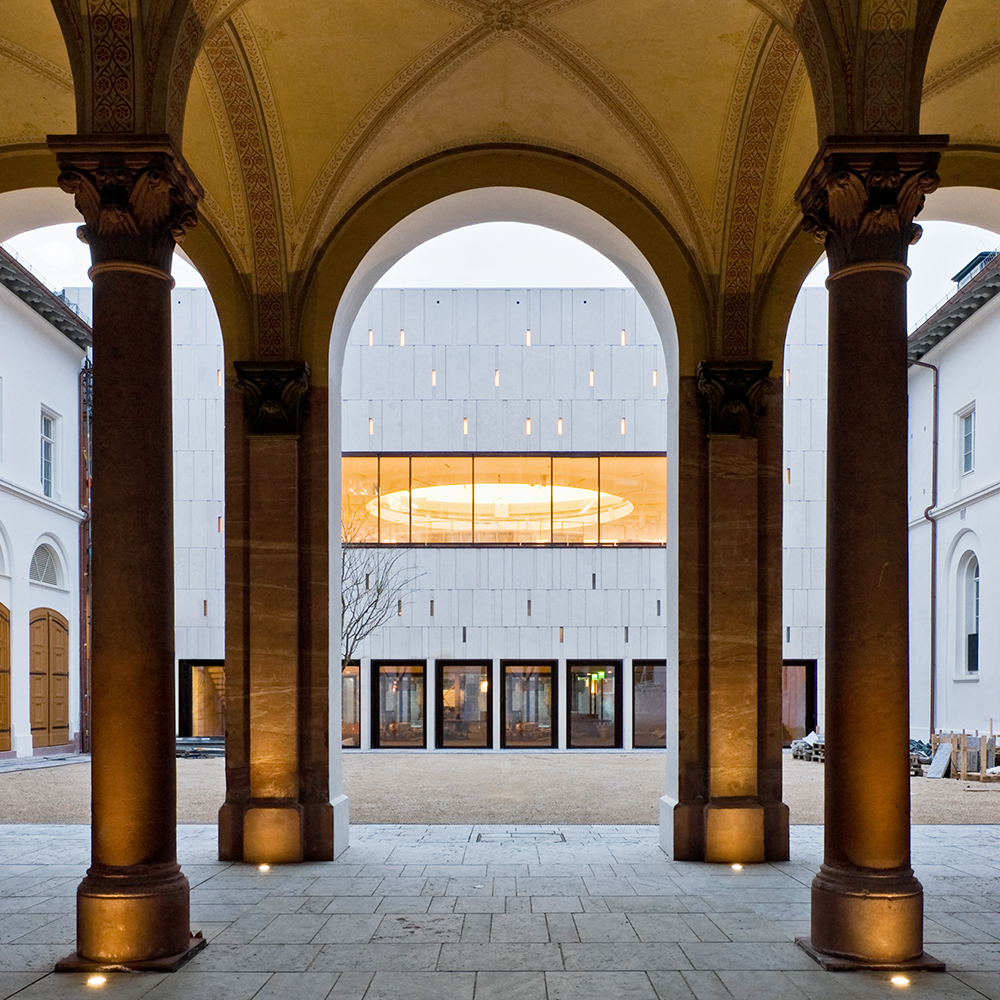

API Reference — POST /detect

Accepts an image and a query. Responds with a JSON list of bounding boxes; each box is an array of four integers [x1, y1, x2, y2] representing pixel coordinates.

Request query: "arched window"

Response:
[[965, 556, 980, 674], [29, 545, 59, 587]]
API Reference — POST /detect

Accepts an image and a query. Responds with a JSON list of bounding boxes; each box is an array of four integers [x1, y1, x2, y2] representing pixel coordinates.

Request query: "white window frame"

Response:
[[40, 407, 58, 499], [956, 550, 981, 677], [958, 404, 975, 478]]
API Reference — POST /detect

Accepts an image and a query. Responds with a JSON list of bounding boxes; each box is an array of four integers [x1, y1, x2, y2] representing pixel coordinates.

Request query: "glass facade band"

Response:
[[502, 662, 557, 748], [373, 661, 425, 748], [567, 661, 622, 748], [342, 454, 667, 547]]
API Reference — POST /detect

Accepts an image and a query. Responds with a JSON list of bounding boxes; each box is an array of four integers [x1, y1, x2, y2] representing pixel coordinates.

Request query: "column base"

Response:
[[795, 937, 944, 972], [244, 800, 304, 863], [704, 799, 764, 863], [332, 793, 350, 859], [762, 800, 790, 862], [57, 934, 207, 973], [809, 863, 928, 965], [219, 800, 246, 861], [71, 865, 193, 963], [662, 796, 703, 860]]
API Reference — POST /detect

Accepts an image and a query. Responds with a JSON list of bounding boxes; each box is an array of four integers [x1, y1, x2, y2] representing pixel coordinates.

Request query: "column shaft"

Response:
[[49, 136, 204, 971]]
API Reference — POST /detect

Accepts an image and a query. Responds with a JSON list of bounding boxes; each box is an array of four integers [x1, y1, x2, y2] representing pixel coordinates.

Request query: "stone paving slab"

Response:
[[2, 825, 1000, 998]]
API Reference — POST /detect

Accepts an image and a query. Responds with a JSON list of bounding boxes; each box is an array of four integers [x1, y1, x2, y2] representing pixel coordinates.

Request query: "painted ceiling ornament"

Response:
[[483, 1, 524, 33]]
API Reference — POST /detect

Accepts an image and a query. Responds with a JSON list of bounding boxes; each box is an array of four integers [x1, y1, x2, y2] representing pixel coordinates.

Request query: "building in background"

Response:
[[63, 285, 226, 741], [908, 251, 1000, 739], [340, 287, 669, 750], [0, 248, 90, 757]]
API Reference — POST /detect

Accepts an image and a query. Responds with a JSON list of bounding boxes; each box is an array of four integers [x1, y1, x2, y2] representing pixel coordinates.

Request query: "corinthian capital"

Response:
[[697, 360, 772, 438], [796, 137, 947, 275], [48, 135, 202, 277], [234, 361, 310, 436]]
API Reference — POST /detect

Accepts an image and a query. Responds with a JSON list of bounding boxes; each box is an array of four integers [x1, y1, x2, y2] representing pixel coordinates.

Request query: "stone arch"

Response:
[[300, 145, 710, 382]]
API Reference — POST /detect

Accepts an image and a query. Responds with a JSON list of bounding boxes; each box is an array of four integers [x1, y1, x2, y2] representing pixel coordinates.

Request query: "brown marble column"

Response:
[[671, 365, 788, 863], [795, 137, 946, 970], [220, 364, 337, 863], [48, 136, 205, 969]]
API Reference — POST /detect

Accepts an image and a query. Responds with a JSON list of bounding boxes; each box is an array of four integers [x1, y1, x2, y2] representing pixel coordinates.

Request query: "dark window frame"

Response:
[[566, 659, 623, 749], [631, 659, 667, 749], [435, 659, 493, 749], [781, 658, 818, 744], [371, 659, 427, 749], [177, 659, 225, 739], [500, 660, 558, 749]]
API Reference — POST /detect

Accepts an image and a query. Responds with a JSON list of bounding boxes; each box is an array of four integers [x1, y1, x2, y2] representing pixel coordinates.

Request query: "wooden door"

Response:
[[29, 609, 70, 749], [0, 603, 10, 753]]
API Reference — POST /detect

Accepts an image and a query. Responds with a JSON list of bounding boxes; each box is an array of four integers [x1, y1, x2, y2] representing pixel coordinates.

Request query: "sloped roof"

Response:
[[0, 246, 91, 350]]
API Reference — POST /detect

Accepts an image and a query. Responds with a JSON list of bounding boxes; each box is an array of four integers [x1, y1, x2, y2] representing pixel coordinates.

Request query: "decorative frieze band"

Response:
[[234, 361, 310, 436], [796, 136, 947, 275], [696, 360, 773, 438], [48, 135, 202, 276]]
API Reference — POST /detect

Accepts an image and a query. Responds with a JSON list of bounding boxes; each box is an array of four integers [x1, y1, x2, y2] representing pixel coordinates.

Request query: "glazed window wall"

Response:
[[567, 662, 622, 748], [342, 454, 666, 546], [373, 662, 425, 747], [342, 663, 361, 747], [502, 662, 557, 747], [632, 660, 667, 748], [437, 661, 492, 748]]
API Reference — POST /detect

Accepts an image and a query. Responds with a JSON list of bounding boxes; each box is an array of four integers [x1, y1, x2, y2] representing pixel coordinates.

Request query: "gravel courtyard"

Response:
[[1, 752, 998, 825]]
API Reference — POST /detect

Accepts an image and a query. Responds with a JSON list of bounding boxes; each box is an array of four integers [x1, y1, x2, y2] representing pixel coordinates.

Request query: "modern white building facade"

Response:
[[340, 288, 669, 751], [0, 248, 89, 757]]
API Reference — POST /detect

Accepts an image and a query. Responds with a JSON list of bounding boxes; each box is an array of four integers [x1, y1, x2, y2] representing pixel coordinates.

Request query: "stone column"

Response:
[[669, 365, 788, 864], [698, 362, 784, 863], [795, 137, 945, 969], [48, 136, 205, 969]]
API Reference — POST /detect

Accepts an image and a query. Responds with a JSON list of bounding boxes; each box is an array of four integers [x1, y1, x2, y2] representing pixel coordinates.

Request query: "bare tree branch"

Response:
[[340, 502, 423, 667]]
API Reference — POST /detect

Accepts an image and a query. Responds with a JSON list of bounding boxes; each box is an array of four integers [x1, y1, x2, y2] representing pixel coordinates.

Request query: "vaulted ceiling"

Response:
[[1, 1, 999, 365]]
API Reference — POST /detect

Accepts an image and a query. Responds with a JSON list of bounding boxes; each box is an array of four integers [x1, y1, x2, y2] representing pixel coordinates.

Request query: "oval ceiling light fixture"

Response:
[[369, 484, 633, 530]]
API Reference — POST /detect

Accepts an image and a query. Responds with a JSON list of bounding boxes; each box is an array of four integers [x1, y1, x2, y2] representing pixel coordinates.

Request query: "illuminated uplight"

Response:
[[890, 976, 910, 987], [494, 369, 500, 386], [526, 417, 531, 435], [730, 863, 743, 871], [258, 863, 270, 871], [399, 329, 405, 346], [621, 417, 626, 435], [557, 417, 563, 435], [589, 369, 595, 387], [368, 329, 373, 346], [652, 369, 658, 386], [369, 483, 633, 532], [368, 418, 374, 435], [463, 417, 469, 435], [526, 329, 531, 346], [87, 975, 107, 987], [621, 329, 626, 346], [431, 369, 436, 386]]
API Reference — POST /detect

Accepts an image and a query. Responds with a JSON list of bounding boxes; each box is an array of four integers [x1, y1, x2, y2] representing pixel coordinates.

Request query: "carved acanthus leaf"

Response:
[[49, 138, 202, 273], [234, 361, 310, 435], [696, 360, 773, 438], [796, 139, 945, 273]]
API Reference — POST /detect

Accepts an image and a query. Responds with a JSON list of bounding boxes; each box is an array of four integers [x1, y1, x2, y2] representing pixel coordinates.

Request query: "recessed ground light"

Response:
[[890, 976, 910, 987], [730, 863, 743, 870], [258, 863, 270, 871], [87, 976, 106, 987]]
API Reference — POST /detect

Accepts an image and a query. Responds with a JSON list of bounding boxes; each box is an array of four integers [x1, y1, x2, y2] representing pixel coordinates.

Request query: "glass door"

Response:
[[437, 661, 491, 748], [567, 662, 621, 748], [342, 662, 361, 747], [373, 662, 425, 747], [502, 662, 556, 747]]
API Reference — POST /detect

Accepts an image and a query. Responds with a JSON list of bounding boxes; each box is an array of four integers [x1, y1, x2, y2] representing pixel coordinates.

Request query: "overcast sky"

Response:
[[4, 218, 997, 331]]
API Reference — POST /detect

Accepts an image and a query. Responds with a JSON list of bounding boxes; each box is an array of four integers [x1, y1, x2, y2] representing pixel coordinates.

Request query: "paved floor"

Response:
[[2, 824, 999, 999]]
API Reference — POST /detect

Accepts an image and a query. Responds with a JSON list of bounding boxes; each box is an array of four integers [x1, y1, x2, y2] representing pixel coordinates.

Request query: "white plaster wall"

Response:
[[908, 291, 1000, 738], [782, 286, 828, 735], [64, 287, 227, 680], [0, 286, 86, 755]]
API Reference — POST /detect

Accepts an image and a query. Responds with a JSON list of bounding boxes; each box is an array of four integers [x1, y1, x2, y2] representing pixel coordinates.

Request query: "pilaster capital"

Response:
[[234, 361, 310, 436], [696, 360, 773, 438], [796, 136, 947, 275], [48, 135, 202, 278]]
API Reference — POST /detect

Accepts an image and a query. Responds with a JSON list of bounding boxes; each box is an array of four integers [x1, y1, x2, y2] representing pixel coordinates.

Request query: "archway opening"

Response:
[[328, 189, 680, 833]]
